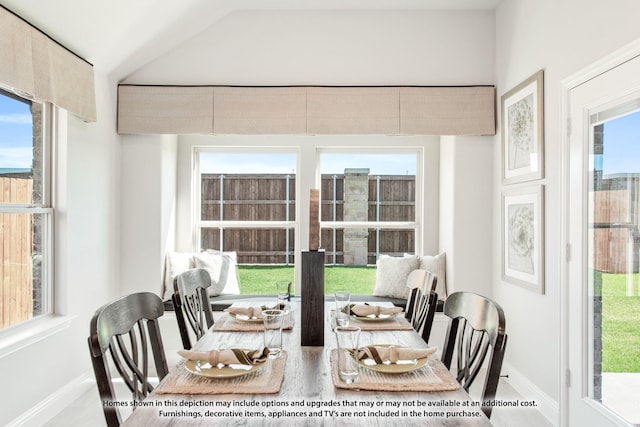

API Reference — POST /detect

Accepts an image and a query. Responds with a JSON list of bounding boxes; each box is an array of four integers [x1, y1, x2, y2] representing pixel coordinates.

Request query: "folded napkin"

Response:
[[353, 345, 437, 364], [178, 348, 270, 366], [226, 303, 287, 319], [348, 304, 403, 317], [226, 306, 264, 319]]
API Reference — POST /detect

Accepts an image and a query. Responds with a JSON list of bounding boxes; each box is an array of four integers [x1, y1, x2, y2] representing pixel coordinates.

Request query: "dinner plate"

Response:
[[184, 358, 266, 378], [228, 312, 264, 323], [350, 312, 397, 322], [355, 345, 430, 374]]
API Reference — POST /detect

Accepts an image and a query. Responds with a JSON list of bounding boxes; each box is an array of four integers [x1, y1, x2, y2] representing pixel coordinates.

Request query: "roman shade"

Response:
[[117, 85, 495, 136], [0, 6, 96, 122]]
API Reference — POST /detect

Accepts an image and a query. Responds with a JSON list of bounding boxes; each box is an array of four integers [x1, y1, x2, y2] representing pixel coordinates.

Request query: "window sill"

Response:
[[0, 315, 75, 359]]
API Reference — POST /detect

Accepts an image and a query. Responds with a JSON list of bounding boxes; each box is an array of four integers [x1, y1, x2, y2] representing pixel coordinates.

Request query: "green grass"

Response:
[[601, 273, 640, 373], [236, 265, 376, 295]]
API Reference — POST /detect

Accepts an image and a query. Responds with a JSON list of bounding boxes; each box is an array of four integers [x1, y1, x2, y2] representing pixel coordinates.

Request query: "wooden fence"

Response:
[[0, 177, 33, 328], [201, 174, 415, 264]]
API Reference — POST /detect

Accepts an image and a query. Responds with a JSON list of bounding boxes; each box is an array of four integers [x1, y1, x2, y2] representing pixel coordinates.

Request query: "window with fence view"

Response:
[[0, 89, 51, 330], [195, 149, 419, 295]]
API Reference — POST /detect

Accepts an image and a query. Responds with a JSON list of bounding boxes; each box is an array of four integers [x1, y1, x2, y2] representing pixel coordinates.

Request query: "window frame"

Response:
[[316, 147, 423, 262], [192, 146, 300, 262], [0, 90, 55, 336]]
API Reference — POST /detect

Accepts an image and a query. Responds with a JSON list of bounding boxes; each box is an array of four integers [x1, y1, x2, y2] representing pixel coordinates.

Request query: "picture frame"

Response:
[[501, 70, 544, 184], [502, 185, 544, 294]]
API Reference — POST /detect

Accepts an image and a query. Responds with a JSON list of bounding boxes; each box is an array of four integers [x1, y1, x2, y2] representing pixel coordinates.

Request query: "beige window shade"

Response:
[[0, 7, 96, 122], [400, 86, 495, 135], [213, 86, 306, 134], [117, 85, 495, 136], [118, 86, 214, 134], [306, 87, 400, 134]]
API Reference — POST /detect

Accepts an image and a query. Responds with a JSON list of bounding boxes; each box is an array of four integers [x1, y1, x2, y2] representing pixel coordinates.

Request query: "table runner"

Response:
[[330, 350, 460, 392], [156, 352, 287, 395]]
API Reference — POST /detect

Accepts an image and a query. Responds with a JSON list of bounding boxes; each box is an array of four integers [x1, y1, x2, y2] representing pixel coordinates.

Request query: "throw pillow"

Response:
[[372, 255, 420, 299], [419, 252, 447, 298], [193, 250, 241, 296], [162, 252, 194, 301]]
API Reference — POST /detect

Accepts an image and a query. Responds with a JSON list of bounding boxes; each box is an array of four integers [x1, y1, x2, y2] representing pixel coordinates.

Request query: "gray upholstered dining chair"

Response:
[[172, 268, 215, 350], [88, 292, 169, 427], [441, 291, 508, 419], [405, 269, 439, 344]]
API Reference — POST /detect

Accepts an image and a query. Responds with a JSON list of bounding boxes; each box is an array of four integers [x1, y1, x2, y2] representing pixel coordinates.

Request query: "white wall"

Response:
[[440, 135, 494, 297], [123, 10, 495, 86], [120, 134, 178, 296], [1, 71, 122, 426], [494, 0, 640, 422]]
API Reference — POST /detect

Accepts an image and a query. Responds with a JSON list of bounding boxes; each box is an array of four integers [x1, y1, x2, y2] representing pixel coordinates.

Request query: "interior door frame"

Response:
[[560, 39, 640, 427]]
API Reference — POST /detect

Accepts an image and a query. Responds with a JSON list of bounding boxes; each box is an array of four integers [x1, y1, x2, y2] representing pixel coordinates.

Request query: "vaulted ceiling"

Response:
[[2, 0, 502, 81]]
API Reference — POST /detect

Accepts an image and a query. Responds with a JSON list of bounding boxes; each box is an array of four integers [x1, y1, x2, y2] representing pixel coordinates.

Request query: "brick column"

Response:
[[343, 168, 369, 265]]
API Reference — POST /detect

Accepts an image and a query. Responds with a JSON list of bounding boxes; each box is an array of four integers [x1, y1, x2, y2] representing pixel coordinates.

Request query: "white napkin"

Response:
[[178, 348, 269, 366], [349, 304, 403, 317], [353, 345, 437, 364], [226, 306, 264, 319]]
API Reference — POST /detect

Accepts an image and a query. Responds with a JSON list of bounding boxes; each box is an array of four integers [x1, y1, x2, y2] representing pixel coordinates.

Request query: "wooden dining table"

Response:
[[121, 300, 492, 426]]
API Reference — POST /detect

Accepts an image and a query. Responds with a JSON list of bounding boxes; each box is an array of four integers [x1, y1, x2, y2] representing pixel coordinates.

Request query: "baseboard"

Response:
[[502, 361, 559, 426], [7, 371, 94, 427]]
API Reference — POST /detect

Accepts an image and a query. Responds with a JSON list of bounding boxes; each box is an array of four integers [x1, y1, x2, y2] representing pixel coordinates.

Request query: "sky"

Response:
[[199, 152, 417, 175], [601, 110, 640, 176], [0, 93, 33, 170]]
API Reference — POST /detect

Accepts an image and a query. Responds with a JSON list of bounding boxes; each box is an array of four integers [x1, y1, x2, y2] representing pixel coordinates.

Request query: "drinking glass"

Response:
[[334, 326, 361, 384], [263, 309, 284, 358], [334, 291, 351, 327], [275, 281, 291, 314]]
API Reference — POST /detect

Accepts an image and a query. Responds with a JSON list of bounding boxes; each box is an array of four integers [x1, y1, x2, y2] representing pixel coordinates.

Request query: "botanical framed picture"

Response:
[[502, 185, 545, 294], [501, 70, 544, 184]]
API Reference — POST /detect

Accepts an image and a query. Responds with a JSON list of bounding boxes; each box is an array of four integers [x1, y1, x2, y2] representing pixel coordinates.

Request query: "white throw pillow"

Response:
[[372, 255, 420, 299], [193, 250, 241, 296], [162, 252, 194, 301], [419, 252, 447, 298]]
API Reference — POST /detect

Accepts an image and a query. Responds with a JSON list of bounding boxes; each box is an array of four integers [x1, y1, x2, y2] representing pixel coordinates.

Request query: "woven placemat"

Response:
[[156, 352, 287, 395], [348, 315, 415, 331], [213, 313, 295, 332], [330, 349, 460, 392]]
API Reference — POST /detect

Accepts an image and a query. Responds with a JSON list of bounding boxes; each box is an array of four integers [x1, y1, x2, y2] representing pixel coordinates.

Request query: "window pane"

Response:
[[320, 153, 416, 222], [200, 227, 295, 265], [200, 153, 296, 221], [0, 211, 47, 328], [0, 90, 44, 205]]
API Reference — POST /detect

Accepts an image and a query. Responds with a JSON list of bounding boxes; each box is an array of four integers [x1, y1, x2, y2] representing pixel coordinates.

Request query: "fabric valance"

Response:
[[0, 6, 96, 122], [117, 85, 495, 136]]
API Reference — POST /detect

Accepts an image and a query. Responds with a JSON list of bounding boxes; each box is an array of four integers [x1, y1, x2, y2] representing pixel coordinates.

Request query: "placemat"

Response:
[[213, 312, 295, 332], [348, 315, 415, 331], [156, 352, 287, 395], [330, 349, 460, 392]]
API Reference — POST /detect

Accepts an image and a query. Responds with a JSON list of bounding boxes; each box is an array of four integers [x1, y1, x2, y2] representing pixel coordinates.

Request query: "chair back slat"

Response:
[[442, 291, 508, 419], [405, 270, 439, 344], [172, 268, 215, 350], [88, 292, 168, 427]]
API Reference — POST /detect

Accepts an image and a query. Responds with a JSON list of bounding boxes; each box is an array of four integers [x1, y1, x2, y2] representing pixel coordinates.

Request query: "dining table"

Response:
[[121, 299, 492, 426]]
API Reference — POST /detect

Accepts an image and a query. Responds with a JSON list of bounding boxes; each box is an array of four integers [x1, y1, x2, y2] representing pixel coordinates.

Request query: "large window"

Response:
[[196, 150, 297, 264], [192, 143, 425, 295], [319, 151, 419, 266], [0, 89, 52, 330]]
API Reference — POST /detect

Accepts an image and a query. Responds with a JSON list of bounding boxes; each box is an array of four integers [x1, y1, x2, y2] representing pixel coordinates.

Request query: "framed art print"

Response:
[[501, 70, 544, 184], [502, 185, 544, 294]]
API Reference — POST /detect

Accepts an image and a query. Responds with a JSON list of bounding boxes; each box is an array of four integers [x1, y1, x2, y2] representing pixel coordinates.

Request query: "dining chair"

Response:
[[87, 292, 169, 427], [172, 268, 215, 350], [404, 269, 439, 344], [441, 291, 508, 419]]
